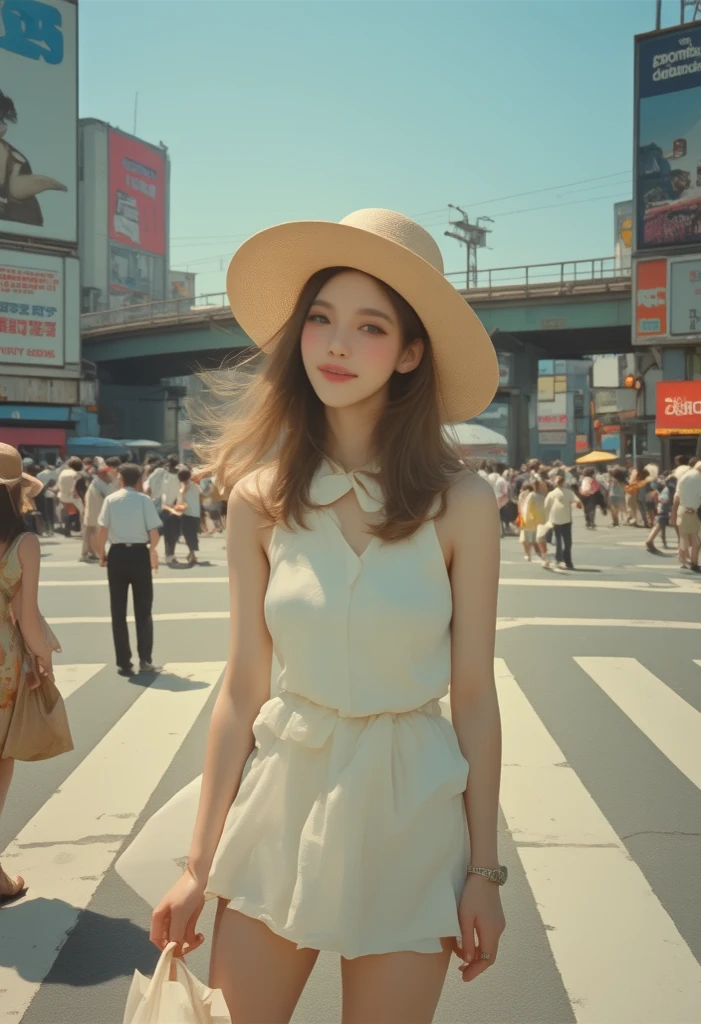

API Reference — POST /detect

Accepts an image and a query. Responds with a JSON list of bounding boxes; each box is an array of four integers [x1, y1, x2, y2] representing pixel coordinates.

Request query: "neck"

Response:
[[324, 395, 384, 473]]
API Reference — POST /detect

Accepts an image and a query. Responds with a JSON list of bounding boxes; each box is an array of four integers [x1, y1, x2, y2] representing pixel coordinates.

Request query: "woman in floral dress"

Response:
[[0, 443, 60, 904]]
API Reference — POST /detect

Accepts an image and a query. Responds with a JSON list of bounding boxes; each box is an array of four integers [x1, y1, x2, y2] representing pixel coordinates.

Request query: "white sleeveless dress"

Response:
[[116, 459, 470, 959]]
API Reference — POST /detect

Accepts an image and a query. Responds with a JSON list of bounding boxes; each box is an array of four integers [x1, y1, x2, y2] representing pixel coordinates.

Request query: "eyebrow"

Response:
[[312, 299, 395, 324]]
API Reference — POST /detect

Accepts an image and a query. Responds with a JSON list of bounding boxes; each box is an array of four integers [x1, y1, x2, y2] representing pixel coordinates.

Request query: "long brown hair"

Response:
[[0, 482, 32, 546], [193, 267, 465, 541]]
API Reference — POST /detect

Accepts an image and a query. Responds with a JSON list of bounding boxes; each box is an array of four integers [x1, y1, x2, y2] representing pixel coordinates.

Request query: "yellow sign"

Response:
[[619, 216, 632, 249]]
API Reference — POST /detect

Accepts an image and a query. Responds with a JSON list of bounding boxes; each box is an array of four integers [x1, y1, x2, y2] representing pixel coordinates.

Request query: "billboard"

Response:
[[169, 269, 196, 300], [0, 0, 78, 245], [635, 25, 701, 251], [655, 379, 701, 434], [669, 256, 701, 334], [0, 249, 71, 366], [108, 130, 166, 256], [537, 390, 568, 432], [634, 258, 668, 340]]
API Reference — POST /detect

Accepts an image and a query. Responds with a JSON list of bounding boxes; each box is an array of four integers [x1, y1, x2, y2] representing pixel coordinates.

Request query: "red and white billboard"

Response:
[[655, 380, 701, 436], [108, 131, 166, 256]]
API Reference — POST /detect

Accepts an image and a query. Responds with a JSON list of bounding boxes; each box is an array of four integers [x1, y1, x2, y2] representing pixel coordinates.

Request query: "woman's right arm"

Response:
[[12, 533, 55, 679], [150, 480, 273, 954]]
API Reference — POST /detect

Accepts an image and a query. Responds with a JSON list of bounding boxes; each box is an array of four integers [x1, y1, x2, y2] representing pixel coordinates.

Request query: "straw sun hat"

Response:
[[226, 208, 499, 424], [0, 443, 43, 499]]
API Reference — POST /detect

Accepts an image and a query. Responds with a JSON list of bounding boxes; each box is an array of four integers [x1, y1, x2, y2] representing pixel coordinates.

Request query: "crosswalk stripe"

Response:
[[495, 658, 701, 1022], [40, 578, 230, 587], [575, 657, 701, 792], [0, 661, 225, 1022], [54, 663, 105, 700]]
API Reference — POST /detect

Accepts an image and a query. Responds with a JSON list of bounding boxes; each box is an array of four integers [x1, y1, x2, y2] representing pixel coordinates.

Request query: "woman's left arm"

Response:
[[447, 472, 505, 981]]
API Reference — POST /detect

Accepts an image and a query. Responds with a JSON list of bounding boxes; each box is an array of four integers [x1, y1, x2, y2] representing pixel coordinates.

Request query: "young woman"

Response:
[[523, 478, 550, 568], [116, 209, 506, 1023], [176, 467, 201, 565], [0, 443, 60, 903], [578, 468, 600, 529], [607, 467, 626, 527]]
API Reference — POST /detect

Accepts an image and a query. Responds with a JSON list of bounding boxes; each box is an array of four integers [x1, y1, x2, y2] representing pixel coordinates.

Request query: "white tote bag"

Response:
[[122, 942, 230, 1024]]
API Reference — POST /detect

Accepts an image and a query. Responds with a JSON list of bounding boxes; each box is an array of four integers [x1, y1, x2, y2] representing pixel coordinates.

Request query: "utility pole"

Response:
[[444, 206, 493, 289], [681, 0, 701, 23]]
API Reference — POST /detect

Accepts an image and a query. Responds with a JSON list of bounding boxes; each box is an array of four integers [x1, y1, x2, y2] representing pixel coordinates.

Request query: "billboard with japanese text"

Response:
[[655, 379, 701, 434], [108, 129, 166, 256], [0, 0, 77, 246], [634, 24, 701, 250], [0, 249, 71, 366]]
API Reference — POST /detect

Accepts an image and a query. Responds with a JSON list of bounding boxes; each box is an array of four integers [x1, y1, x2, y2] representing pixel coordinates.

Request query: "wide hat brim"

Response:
[[226, 220, 499, 424]]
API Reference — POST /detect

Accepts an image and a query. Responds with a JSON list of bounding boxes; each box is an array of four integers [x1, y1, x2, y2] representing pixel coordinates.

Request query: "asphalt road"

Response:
[[1, 518, 700, 1024]]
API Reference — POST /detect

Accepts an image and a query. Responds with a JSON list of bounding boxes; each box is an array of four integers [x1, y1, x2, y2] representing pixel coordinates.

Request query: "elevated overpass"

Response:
[[82, 257, 632, 384]]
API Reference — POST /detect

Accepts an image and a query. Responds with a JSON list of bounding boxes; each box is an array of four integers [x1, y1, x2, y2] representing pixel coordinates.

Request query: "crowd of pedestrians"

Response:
[[480, 454, 701, 573], [14, 452, 226, 566]]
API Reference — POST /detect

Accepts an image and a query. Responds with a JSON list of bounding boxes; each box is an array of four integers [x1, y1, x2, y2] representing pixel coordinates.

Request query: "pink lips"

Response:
[[318, 364, 358, 383]]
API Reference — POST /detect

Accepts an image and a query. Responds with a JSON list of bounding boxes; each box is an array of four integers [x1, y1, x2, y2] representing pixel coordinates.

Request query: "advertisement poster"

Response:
[[669, 256, 701, 334], [108, 130, 166, 256], [635, 25, 701, 250], [655, 379, 701, 434], [537, 391, 568, 432], [0, 0, 78, 245], [169, 269, 196, 301], [0, 249, 65, 366], [109, 243, 162, 306], [634, 258, 668, 340]]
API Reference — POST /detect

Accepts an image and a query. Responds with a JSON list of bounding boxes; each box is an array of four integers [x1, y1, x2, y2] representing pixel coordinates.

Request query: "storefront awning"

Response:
[[0, 427, 67, 450]]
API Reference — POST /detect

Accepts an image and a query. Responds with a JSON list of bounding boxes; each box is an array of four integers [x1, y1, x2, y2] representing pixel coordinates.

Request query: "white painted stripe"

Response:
[[46, 611, 230, 624], [575, 658, 701, 791], [40, 577, 229, 587], [499, 577, 698, 594], [496, 617, 701, 632], [495, 658, 701, 1022], [0, 661, 225, 1021], [54, 663, 105, 700], [38, 559, 228, 569], [43, 613, 701, 629]]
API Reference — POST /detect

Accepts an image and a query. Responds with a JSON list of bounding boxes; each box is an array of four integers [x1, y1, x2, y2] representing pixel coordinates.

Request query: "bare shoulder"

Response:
[[444, 468, 498, 517], [16, 531, 41, 564], [230, 464, 277, 511]]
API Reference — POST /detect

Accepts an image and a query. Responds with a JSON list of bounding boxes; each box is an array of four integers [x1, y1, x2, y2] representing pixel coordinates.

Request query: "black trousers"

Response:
[[553, 522, 573, 567], [107, 544, 153, 669], [161, 511, 181, 557], [180, 514, 200, 553]]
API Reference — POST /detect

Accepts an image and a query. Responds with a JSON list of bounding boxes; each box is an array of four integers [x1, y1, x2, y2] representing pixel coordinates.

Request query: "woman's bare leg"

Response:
[[341, 939, 452, 1024], [209, 902, 319, 1024]]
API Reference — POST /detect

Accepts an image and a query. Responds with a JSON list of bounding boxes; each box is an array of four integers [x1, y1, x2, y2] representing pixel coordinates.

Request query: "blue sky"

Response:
[[80, 0, 684, 295]]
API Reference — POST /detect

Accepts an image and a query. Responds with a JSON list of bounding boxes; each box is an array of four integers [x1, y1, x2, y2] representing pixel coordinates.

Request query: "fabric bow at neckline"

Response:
[[310, 458, 384, 514]]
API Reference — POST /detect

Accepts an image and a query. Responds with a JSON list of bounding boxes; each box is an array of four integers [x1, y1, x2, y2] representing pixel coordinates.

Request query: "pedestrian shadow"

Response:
[[0, 896, 155, 986], [164, 560, 212, 570], [127, 670, 214, 693]]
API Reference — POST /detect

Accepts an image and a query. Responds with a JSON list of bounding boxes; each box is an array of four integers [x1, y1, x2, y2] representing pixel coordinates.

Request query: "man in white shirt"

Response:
[[97, 463, 163, 676], [544, 473, 581, 568], [671, 461, 701, 572]]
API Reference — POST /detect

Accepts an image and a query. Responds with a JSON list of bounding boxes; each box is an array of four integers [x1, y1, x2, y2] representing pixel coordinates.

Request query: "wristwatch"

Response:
[[466, 864, 508, 886]]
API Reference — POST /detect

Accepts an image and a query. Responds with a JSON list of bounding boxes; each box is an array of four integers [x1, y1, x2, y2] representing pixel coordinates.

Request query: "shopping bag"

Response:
[[4, 612, 72, 762], [122, 941, 230, 1024]]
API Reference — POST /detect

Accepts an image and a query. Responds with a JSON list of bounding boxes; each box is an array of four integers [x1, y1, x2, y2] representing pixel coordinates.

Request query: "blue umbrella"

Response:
[[66, 436, 128, 456]]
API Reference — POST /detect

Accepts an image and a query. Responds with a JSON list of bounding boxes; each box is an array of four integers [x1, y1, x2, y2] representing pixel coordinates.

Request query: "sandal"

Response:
[[0, 866, 27, 905]]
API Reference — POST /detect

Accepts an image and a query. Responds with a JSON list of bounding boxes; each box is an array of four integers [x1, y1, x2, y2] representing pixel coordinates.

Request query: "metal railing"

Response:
[[81, 256, 632, 334], [81, 292, 230, 333], [445, 256, 631, 297]]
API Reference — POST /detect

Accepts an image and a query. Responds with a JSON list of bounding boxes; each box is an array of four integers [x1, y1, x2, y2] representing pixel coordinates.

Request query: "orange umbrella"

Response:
[[575, 450, 618, 464]]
